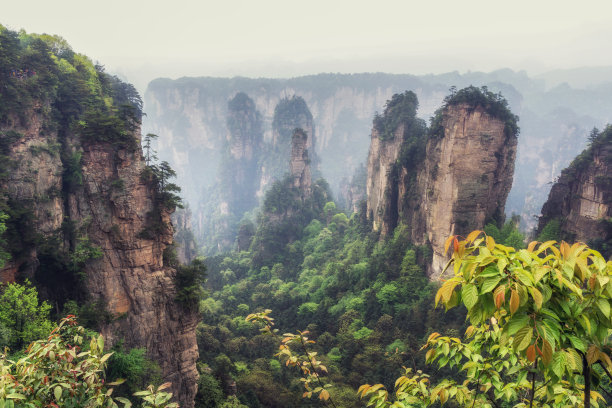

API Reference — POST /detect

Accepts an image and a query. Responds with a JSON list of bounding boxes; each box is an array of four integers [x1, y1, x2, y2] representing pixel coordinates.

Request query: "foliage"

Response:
[[175, 258, 207, 311], [0, 281, 53, 352], [373, 91, 420, 141], [360, 232, 612, 407], [246, 310, 336, 406], [0, 316, 177, 407], [0, 212, 9, 268], [429, 86, 519, 139], [106, 344, 162, 398]]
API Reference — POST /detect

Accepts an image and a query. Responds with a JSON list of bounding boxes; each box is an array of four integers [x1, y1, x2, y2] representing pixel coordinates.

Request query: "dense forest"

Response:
[[1, 24, 612, 408]]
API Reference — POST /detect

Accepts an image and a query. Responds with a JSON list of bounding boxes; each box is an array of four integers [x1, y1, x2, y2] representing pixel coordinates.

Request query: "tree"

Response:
[[142, 133, 158, 167], [0, 281, 53, 351], [0, 316, 178, 407], [360, 232, 612, 407]]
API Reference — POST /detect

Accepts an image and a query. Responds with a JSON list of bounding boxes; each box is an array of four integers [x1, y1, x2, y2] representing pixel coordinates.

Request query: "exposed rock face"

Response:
[[366, 125, 405, 235], [0, 109, 199, 407], [259, 96, 316, 197], [538, 127, 612, 256], [366, 88, 518, 278], [290, 128, 312, 195], [72, 139, 199, 406], [338, 163, 367, 213], [414, 103, 518, 275]]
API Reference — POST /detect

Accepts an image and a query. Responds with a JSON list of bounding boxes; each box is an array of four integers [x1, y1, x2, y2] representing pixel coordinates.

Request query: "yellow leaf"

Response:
[[444, 235, 456, 255], [486, 236, 496, 251], [466, 230, 481, 244], [527, 241, 538, 253], [529, 287, 543, 310], [319, 389, 330, 401], [559, 241, 570, 259], [510, 289, 519, 314]]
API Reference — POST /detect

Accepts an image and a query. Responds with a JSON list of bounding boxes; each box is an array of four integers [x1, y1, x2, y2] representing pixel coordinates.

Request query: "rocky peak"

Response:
[[415, 100, 518, 276], [290, 128, 312, 196], [0, 30, 198, 405], [365, 87, 518, 278], [227, 92, 263, 161], [538, 126, 612, 257]]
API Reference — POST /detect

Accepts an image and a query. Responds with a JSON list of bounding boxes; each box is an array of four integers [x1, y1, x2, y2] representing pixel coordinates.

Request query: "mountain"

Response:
[[538, 126, 612, 258], [0, 26, 197, 406], [144, 70, 612, 245], [365, 87, 518, 276]]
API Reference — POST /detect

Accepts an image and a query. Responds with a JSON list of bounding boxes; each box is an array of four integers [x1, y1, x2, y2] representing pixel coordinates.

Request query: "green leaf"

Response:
[[568, 335, 587, 353], [597, 299, 610, 318], [479, 265, 500, 277], [514, 326, 532, 351], [54, 386, 62, 401], [505, 314, 529, 337], [529, 287, 543, 310], [481, 276, 502, 294], [462, 284, 478, 310]]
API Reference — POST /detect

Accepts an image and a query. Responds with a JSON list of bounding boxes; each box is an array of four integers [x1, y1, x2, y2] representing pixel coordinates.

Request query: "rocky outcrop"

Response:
[[366, 125, 406, 235], [258, 96, 316, 197], [538, 126, 612, 256], [70, 138, 199, 406], [290, 128, 312, 195], [366, 88, 518, 278], [1, 117, 198, 406], [414, 102, 518, 275], [366, 91, 427, 236]]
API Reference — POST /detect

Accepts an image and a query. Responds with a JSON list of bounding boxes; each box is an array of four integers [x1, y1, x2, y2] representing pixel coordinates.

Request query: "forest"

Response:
[[0, 24, 611, 408]]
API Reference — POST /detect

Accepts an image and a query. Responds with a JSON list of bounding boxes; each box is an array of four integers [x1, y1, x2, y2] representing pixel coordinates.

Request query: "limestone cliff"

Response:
[[366, 87, 518, 277], [290, 128, 312, 196], [538, 126, 612, 257], [365, 91, 427, 236], [414, 101, 518, 276], [198, 92, 264, 252], [0, 31, 198, 406], [259, 96, 316, 197]]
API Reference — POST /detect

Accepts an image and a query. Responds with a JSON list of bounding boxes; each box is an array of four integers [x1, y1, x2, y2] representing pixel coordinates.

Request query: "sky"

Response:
[[3, 0, 612, 92]]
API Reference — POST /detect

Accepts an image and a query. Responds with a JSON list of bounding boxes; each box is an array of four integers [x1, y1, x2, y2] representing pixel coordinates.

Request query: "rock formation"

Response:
[[414, 101, 518, 275], [198, 93, 264, 252], [259, 96, 316, 196], [290, 128, 312, 196], [538, 126, 612, 257], [366, 87, 519, 277], [0, 31, 198, 406]]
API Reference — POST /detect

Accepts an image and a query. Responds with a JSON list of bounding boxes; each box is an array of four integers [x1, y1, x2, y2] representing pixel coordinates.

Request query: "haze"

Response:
[[3, 0, 612, 91]]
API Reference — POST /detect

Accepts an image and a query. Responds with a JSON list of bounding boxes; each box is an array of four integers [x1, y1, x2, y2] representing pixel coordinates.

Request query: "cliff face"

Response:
[[0, 30, 199, 405], [538, 126, 612, 256], [414, 103, 517, 275], [366, 125, 405, 235], [71, 137, 199, 406], [290, 128, 312, 196], [1, 108, 198, 405], [366, 88, 518, 278]]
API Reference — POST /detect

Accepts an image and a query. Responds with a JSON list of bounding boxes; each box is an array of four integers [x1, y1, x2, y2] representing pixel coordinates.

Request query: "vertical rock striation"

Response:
[[290, 128, 312, 196], [365, 87, 519, 278], [414, 102, 518, 275], [538, 126, 612, 257]]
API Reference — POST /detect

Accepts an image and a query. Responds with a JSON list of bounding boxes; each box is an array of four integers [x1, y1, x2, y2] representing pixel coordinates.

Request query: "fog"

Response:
[[3, 0, 612, 92]]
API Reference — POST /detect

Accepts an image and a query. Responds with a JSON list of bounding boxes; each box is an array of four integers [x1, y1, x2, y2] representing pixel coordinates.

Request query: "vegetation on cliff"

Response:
[[538, 125, 612, 258], [429, 85, 519, 139]]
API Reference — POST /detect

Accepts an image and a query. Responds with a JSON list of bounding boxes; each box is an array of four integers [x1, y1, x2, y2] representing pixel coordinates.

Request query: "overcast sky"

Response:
[[3, 0, 612, 92]]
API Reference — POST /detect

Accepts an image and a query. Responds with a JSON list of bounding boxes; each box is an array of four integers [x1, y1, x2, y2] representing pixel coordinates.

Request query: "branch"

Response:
[[597, 361, 612, 382], [299, 335, 338, 408]]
